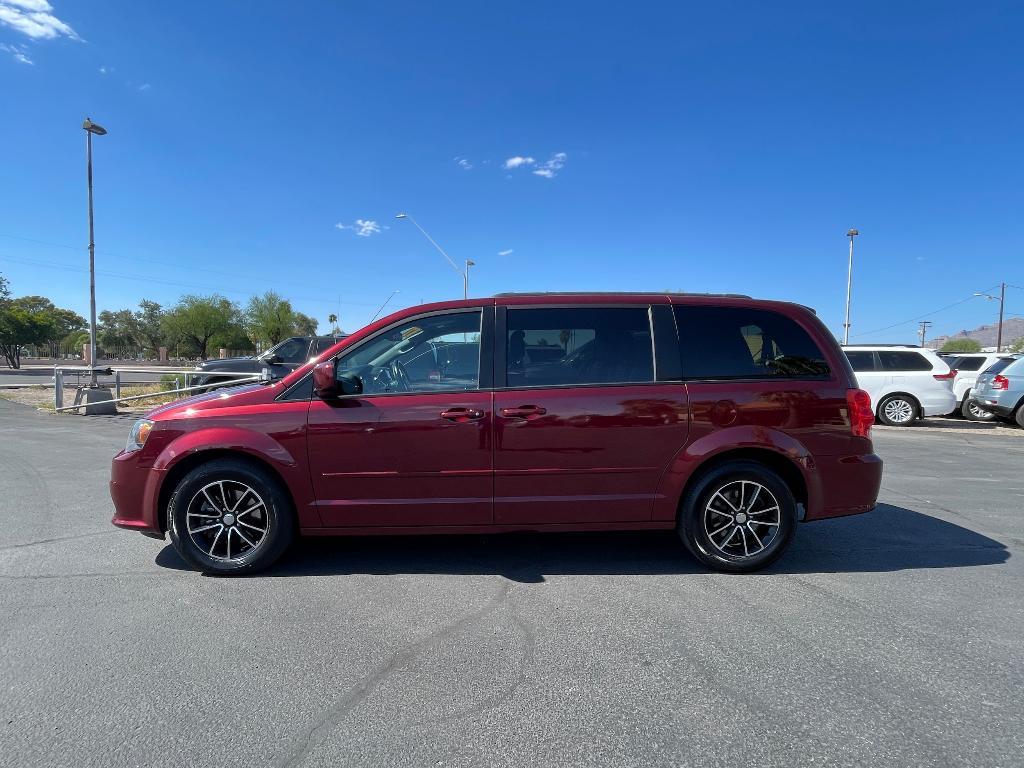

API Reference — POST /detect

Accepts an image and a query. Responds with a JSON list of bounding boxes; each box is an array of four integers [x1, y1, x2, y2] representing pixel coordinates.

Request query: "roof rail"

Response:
[[492, 291, 753, 299], [842, 343, 923, 348]]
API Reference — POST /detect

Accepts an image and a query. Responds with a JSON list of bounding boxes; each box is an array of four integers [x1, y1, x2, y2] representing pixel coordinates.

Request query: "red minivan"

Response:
[[111, 293, 881, 575]]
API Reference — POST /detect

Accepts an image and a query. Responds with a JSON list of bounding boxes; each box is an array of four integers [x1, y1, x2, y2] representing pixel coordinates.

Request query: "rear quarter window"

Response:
[[877, 351, 933, 371], [673, 306, 830, 380], [952, 357, 985, 372], [845, 351, 876, 372]]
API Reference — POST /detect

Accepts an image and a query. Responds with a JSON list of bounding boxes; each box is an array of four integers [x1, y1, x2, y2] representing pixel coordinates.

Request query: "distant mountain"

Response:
[[926, 316, 1024, 350]]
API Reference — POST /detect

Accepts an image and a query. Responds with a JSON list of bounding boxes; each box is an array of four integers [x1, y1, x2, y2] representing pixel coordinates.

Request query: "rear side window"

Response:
[[877, 351, 933, 371], [845, 351, 876, 372], [673, 306, 830, 380], [952, 357, 984, 372], [505, 307, 654, 387], [314, 338, 336, 355]]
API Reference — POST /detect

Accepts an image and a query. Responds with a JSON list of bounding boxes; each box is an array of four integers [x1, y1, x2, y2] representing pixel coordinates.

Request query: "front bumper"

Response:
[[110, 449, 164, 537]]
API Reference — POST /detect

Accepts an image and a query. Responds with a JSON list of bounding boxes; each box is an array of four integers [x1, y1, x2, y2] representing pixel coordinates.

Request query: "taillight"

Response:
[[933, 369, 956, 381], [993, 375, 1010, 390], [846, 388, 874, 438]]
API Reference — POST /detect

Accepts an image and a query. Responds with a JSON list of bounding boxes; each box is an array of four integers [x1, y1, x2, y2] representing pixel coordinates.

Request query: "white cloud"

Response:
[[503, 156, 535, 169], [0, 0, 79, 40], [497, 249, 514, 257], [98, 64, 112, 74], [138, 82, 151, 91], [335, 219, 384, 237], [455, 156, 473, 170], [0, 41, 32, 63], [532, 152, 567, 179]]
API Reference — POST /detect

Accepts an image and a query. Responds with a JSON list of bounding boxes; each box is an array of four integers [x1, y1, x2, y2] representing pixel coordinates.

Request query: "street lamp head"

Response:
[[82, 118, 107, 136], [466, 259, 476, 267], [395, 212, 407, 219], [846, 228, 859, 237]]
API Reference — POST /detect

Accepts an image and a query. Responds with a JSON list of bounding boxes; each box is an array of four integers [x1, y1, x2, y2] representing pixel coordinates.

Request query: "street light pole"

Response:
[[83, 117, 107, 386], [395, 213, 474, 299], [843, 229, 859, 345], [974, 283, 1007, 351], [464, 259, 475, 300]]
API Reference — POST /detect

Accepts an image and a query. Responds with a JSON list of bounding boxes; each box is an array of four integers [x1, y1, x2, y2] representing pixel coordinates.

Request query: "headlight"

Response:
[[125, 419, 154, 453]]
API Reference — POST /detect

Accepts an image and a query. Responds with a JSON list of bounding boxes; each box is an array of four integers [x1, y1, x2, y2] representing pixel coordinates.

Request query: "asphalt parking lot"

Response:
[[1, 400, 1021, 768]]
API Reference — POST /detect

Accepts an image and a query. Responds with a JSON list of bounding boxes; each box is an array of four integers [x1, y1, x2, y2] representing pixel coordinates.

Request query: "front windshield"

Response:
[[259, 337, 309, 364]]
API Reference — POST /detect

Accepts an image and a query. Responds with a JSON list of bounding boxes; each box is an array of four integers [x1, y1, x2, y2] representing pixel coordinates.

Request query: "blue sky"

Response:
[[1, 1, 1022, 341]]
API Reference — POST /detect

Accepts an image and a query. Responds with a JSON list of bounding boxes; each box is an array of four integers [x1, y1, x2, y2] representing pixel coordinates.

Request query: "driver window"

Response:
[[337, 311, 482, 395]]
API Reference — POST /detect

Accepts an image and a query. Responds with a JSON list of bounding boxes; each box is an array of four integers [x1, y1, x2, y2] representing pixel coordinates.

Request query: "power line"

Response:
[[0, 252, 379, 307], [850, 287, 999, 339]]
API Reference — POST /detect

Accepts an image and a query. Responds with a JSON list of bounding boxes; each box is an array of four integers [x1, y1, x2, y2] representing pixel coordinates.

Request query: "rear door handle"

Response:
[[500, 405, 547, 419], [440, 408, 485, 422]]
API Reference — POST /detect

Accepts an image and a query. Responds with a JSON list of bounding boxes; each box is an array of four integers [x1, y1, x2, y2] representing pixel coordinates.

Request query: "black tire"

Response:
[[876, 394, 919, 427], [167, 457, 295, 575], [677, 461, 798, 573], [962, 396, 995, 422], [1015, 404, 1024, 429]]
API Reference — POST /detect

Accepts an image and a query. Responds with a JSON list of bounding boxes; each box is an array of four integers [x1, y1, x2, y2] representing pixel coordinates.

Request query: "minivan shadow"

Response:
[[154, 503, 1009, 580]]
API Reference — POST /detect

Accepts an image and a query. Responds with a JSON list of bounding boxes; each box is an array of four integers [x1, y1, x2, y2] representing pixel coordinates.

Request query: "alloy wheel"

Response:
[[883, 398, 914, 424], [967, 401, 989, 420], [703, 480, 781, 558], [186, 480, 269, 562]]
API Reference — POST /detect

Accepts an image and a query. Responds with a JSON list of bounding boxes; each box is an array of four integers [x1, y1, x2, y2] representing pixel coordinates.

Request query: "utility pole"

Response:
[[997, 282, 1006, 352], [843, 229, 859, 345], [918, 320, 932, 347]]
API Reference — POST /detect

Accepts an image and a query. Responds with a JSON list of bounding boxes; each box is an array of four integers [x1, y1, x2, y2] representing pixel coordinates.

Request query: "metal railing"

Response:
[[51, 366, 262, 413]]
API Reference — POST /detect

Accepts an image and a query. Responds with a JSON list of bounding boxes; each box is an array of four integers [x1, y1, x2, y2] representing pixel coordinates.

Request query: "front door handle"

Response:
[[499, 404, 547, 420], [440, 407, 485, 422]]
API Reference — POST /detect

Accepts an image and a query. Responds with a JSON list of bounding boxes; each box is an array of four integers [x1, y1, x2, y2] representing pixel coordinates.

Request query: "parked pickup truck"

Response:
[[191, 335, 345, 389]]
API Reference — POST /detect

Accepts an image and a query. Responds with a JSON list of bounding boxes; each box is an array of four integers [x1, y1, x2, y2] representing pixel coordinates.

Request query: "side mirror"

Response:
[[337, 371, 363, 396], [312, 360, 363, 398], [267, 354, 284, 365], [312, 360, 338, 397]]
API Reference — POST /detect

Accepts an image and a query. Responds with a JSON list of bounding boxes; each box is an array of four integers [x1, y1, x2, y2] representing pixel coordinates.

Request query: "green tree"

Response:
[[162, 294, 240, 359], [0, 297, 57, 369], [293, 312, 319, 336], [246, 292, 295, 347], [940, 338, 982, 353], [61, 329, 90, 357], [135, 300, 166, 355], [98, 308, 140, 351], [1009, 337, 1024, 353]]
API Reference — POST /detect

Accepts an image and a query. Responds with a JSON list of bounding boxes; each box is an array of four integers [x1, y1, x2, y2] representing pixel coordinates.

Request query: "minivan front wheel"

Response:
[[877, 394, 918, 426], [678, 461, 797, 573], [167, 458, 295, 575]]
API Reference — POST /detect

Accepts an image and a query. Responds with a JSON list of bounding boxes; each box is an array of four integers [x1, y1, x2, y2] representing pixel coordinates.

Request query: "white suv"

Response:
[[938, 352, 1020, 421], [843, 345, 957, 426]]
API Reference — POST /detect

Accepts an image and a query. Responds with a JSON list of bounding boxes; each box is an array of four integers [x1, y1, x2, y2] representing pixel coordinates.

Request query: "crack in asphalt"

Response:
[[268, 578, 531, 768], [0, 530, 119, 551]]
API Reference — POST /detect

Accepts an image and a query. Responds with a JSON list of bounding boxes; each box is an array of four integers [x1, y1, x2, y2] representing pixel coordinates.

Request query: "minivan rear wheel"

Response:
[[876, 394, 918, 426], [677, 461, 797, 573], [167, 458, 295, 575]]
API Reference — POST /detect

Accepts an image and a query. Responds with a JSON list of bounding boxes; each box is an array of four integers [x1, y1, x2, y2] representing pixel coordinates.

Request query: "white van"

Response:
[[842, 345, 957, 426]]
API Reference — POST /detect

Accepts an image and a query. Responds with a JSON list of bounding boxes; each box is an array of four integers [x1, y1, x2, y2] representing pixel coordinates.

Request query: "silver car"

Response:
[[971, 356, 1024, 427]]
